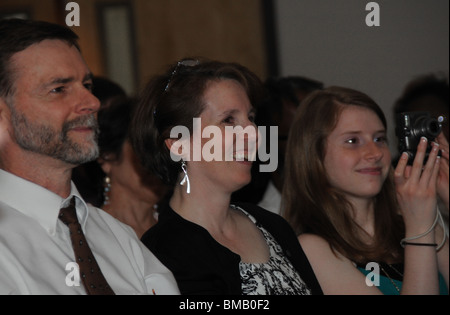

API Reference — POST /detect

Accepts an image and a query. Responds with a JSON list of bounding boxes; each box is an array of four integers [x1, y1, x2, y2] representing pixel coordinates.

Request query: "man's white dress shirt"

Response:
[[0, 169, 180, 295]]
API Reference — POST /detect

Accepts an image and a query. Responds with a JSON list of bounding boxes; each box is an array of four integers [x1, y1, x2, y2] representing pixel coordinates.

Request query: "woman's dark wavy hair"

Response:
[[282, 86, 405, 265], [130, 58, 263, 186]]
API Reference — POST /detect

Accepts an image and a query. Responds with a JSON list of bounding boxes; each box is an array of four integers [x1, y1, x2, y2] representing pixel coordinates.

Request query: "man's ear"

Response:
[[0, 97, 11, 126], [0, 97, 12, 147]]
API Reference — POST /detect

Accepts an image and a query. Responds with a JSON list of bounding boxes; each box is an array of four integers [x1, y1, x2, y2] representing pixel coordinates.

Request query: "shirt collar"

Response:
[[0, 169, 90, 236]]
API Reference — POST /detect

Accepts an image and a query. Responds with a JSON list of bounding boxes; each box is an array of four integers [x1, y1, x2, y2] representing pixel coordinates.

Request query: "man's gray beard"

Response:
[[11, 107, 99, 165]]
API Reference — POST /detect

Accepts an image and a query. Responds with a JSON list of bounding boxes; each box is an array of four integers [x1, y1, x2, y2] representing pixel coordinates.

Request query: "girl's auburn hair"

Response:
[[282, 86, 405, 264]]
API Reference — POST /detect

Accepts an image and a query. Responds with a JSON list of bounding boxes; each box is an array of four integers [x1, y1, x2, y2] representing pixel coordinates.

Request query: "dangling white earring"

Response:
[[180, 161, 191, 194]]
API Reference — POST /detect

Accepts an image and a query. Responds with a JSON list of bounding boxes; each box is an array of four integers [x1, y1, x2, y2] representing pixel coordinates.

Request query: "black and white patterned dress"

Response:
[[233, 206, 312, 295]]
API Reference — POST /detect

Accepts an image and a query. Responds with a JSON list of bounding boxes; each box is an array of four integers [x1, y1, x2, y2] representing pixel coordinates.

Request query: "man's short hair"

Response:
[[0, 18, 80, 99]]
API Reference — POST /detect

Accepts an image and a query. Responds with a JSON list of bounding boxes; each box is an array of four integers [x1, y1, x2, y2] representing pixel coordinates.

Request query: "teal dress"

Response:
[[358, 263, 448, 295]]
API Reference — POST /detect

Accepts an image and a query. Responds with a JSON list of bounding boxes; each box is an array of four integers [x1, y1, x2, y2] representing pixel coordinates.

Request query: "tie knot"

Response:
[[59, 196, 78, 226]]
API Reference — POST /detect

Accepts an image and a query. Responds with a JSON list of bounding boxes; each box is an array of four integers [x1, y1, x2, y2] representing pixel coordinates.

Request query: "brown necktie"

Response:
[[59, 197, 115, 295]]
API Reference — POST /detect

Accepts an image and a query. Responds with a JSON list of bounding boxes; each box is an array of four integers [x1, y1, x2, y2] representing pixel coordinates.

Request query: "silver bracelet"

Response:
[[400, 210, 447, 251]]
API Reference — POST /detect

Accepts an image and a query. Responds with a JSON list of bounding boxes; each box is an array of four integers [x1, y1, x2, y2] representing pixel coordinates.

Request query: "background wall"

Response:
[[274, 0, 449, 151], [0, 0, 268, 96], [1, 0, 449, 151]]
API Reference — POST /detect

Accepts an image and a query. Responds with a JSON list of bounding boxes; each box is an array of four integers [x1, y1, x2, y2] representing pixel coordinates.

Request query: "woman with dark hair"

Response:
[[283, 86, 449, 294], [130, 58, 322, 295], [96, 97, 168, 238], [72, 78, 168, 238]]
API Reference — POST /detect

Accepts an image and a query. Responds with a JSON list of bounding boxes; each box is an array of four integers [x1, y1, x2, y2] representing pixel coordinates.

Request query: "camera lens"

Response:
[[413, 116, 442, 139], [428, 120, 441, 135]]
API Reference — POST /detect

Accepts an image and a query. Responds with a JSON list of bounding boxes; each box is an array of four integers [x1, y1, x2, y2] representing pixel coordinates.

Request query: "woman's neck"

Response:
[[169, 179, 234, 235], [102, 192, 158, 239]]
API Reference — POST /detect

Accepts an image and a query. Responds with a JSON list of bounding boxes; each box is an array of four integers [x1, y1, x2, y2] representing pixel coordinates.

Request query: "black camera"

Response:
[[396, 111, 442, 165]]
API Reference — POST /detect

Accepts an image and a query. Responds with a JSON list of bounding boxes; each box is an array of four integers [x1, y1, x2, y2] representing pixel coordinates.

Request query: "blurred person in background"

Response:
[[72, 77, 168, 238], [393, 73, 449, 231]]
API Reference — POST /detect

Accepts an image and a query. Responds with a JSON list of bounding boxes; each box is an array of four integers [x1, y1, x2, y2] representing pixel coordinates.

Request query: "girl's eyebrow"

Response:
[[338, 129, 386, 136]]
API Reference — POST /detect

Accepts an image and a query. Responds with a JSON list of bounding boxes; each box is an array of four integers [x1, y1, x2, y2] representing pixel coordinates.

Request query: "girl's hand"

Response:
[[394, 137, 441, 236], [436, 133, 449, 210]]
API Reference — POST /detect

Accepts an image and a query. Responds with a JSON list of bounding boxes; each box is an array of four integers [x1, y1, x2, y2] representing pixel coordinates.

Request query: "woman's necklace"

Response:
[[379, 263, 403, 294], [387, 264, 403, 278]]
